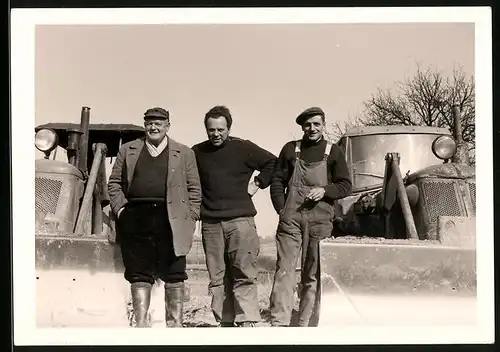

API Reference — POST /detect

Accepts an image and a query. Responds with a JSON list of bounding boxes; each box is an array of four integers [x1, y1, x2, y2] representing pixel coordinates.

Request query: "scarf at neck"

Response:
[[145, 136, 168, 157]]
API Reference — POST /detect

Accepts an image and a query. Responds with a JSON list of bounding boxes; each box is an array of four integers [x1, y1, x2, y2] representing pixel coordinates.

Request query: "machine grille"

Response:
[[35, 177, 62, 215], [421, 181, 461, 224], [468, 182, 476, 215]]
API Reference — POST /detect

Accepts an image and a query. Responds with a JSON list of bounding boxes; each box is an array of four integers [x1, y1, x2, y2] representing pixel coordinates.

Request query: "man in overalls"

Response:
[[269, 107, 352, 327]]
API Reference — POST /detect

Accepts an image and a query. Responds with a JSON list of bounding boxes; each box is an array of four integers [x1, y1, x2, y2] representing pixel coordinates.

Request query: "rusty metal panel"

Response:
[[437, 216, 476, 248], [35, 237, 124, 272], [407, 163, 475, 183]]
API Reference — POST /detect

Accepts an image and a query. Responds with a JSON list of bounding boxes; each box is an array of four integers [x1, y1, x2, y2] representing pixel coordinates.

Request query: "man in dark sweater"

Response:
[[269, 107, 352, 327], [192, 105, 277, 327], [108, 107, 201, 328]]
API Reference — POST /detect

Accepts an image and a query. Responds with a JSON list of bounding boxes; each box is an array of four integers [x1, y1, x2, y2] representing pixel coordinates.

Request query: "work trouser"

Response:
[[118, 202, 188, 285], [269, 206, 332, 327], [201, 217, 261, 324]]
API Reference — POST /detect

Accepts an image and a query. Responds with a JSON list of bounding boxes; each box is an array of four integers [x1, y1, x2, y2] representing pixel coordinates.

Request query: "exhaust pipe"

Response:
[[66, 128, 83, 167], [78, 106, 91, 174], [451, 105, 470, 165], [452, 105, 464, 144]]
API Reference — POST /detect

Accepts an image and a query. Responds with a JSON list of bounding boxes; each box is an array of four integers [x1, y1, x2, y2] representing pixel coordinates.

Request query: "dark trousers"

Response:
[[118, 203, 187, 285], [201, 217, 261, 324]]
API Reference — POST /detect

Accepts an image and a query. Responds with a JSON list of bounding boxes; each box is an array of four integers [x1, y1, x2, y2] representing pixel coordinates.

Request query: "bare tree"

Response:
[[325, 117, 360, 143], [331, 65, 475, 164]]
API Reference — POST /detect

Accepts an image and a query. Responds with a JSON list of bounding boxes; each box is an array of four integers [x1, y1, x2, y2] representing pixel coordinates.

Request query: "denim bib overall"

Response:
[[270, 140, 334, 327]]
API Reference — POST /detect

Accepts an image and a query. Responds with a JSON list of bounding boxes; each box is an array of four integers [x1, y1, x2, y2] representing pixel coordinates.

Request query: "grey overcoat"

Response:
[[108, 137, 202, 256]]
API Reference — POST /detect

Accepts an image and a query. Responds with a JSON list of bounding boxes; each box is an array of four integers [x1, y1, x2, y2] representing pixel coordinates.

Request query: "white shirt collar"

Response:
[[145, 136, 168, 157]]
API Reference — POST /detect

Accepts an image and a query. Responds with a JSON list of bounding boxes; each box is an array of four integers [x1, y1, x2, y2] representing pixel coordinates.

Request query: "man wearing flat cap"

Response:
[[268, 107, 352, 327], [108, 107, 201, 328]]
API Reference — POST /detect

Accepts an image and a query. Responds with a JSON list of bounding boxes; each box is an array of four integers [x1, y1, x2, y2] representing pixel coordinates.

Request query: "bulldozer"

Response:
[[34, 107, 149, 327], [34, 108, 145, 238], [318, 106, 477, 327]]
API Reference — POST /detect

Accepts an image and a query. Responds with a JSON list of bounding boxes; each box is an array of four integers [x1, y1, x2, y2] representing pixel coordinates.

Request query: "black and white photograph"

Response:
[[11, 7, 493, 345]]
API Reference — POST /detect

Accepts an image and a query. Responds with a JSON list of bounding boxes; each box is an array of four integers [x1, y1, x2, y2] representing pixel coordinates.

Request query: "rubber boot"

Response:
[[165, 281, 184, 327], [131, 282, 152, 328]]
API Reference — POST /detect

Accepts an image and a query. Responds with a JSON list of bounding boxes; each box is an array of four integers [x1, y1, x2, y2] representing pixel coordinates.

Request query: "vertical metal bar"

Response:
[[68, 153, 77, 167], [78, 106, 91, 174], [67, 129, 83, 167], [92, 194, 103, 235], [452, 105, 463, 144], [347, 137, 354, 183], [458, 180, 475, 217], [451, 105, 470, 165], [380, 152, 393, 208]]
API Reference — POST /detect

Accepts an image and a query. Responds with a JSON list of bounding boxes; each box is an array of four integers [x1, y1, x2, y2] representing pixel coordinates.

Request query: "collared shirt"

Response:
[[145, 136, 168, 157]]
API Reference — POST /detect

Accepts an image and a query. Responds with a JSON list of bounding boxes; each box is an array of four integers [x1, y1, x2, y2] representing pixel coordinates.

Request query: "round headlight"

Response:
[[432, 135, 457, 160], [35, 128, 58, 153]]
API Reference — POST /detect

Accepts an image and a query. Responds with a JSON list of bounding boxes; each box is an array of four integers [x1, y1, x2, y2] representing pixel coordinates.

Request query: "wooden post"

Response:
[[74, 143, 108, 235], [389, 153, 419, 240]]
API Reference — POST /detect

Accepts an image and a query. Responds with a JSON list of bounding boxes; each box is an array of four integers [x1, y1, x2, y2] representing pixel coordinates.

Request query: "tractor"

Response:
[[318, 106, 477, 326], [34, 107, 145, 238], [332, 106, 475, 245]]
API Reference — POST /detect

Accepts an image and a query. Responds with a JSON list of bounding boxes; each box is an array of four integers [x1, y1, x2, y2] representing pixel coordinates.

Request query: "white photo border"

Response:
[[11, 6, 494, 346]]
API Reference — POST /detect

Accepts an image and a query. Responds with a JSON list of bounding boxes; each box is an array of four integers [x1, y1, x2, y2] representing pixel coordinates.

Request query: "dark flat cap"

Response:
[[144, 107, 170, 120], [296, 107, 325, 125]]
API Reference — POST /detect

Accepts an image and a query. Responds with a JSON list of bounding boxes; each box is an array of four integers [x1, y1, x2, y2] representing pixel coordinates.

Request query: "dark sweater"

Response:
[[192, 137, 277, 220], [270, 136, 352, 213], [127, 146, 169, 202]]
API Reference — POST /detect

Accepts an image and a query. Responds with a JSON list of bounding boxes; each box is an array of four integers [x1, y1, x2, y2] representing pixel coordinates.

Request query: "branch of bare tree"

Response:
[[329, 64, 475, 165]]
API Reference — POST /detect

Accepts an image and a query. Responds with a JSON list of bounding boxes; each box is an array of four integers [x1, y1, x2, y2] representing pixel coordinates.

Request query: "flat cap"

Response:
[[144, 107, 170, 120], [296, 107, 325, 125]]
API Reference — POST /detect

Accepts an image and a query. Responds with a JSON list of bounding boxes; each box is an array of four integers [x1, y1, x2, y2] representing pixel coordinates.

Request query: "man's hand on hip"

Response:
[[247, 181, 260, 197], [306, 187, 326, 202]]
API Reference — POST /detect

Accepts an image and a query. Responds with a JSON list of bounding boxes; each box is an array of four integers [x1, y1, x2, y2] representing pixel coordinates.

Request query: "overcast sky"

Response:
[[35, 23, 475, 237]]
